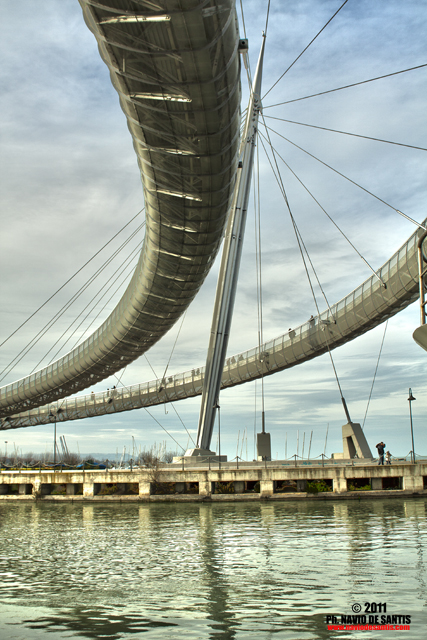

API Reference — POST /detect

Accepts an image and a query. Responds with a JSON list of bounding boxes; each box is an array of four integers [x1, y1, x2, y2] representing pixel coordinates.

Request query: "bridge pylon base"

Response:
[[184, 448, 216, 457], [342, 422, 373, 459], [173, 448, 227, 463], [257, 432, 271, 461]]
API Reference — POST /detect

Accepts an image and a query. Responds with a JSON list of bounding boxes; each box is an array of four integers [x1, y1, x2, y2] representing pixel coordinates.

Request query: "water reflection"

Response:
[[0, 498, 426, 639], [21, 606, 177, 640], [197, 506, 236, 639]]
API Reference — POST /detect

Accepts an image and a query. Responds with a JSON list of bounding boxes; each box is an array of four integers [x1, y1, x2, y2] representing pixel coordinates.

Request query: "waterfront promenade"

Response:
[[1, 460, 426, 501]]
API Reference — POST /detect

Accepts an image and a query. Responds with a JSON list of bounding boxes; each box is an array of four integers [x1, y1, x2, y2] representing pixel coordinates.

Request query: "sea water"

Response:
[[0, 497, 425, 639]]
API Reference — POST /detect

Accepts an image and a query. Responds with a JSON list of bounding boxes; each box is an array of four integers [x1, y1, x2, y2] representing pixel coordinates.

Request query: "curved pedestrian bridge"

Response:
[[0, 0, 241, 418], [2, 220, 425, 430]]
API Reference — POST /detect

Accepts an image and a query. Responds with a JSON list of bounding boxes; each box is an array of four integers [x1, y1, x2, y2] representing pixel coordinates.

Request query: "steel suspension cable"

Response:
[[143, 407, 185, 452], [263, 115, 427, 152], [113, 366, 127, 388], [259, 133, 340, 366], [107, 357, 191, 451], [263, 64, 427, 109], [259, 126, 350, 411], [262, 0, 350, 100], [255, 141, 264, 355], [238, 0, 253, 90], [258, 134, 335, 319], [143, 347, 196, 448], [258, 126, 387, 288], [260, 121, 395, 433], [239, 0, 248, 39], [254, 137, 266, 420], [0, 221, 145, 382], [67, 257, 141, 352], [45, 244, 142, 367], [160, 310, 188, 386], [264, 0, 271, 36], [103, 390, 190, 468], [0, 209, 144, 350], [362, 320, 388, 430], [263, 124, 427, 231], [38, 261, 137, 371]]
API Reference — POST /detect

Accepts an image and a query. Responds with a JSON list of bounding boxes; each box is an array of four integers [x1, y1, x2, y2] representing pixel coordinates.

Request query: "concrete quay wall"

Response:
[[1, 462, 426, 501]]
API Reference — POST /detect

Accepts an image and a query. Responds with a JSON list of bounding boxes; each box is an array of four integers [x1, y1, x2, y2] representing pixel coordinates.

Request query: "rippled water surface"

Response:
[[0, 498, 426, 639]]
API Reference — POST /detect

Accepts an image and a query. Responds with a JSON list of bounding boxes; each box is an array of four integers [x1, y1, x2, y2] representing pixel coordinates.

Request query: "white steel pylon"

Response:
[[187, 36, 266, 455]]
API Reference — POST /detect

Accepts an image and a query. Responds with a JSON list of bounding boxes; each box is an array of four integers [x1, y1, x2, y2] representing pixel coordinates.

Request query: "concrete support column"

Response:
[[66, 484, 76, 495], [18, 484, 32, 495], [139, 482, 151, 498], [175, 482, 185, 494], [234, 481, 245, 494], [402, 475, 424, 491], [83, 483, 94, 498], [198, 481, 212, 496], [260, 480, 274, 496], [333, 477, 348, 493], [296, 480, 308, 492], [33, 479, 41, 497], [371, 478, 383, 491]]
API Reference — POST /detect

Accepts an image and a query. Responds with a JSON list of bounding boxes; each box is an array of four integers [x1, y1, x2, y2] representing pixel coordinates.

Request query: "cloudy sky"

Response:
[[1, 0, 426, 462]]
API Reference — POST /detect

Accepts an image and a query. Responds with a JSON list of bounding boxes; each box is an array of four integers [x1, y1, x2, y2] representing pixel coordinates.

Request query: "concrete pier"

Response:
[[1, 460, 426, 502]]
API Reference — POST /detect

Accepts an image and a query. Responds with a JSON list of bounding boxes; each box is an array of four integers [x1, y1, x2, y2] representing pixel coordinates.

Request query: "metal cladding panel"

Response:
[[0, 0, 241, 418], [3, 223, 427, 429]]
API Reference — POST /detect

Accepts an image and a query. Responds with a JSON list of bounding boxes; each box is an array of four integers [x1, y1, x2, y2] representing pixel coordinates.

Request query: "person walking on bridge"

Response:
[[376, 442, 386, 465]]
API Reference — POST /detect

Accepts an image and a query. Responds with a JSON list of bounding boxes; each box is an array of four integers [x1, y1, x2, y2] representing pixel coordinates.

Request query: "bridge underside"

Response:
[[0, 0, 241, 418]]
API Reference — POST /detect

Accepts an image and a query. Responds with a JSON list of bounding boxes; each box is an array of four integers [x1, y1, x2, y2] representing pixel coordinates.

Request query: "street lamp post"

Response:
[[4, 441, 7, 461], [408, 388, 416, 464]]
